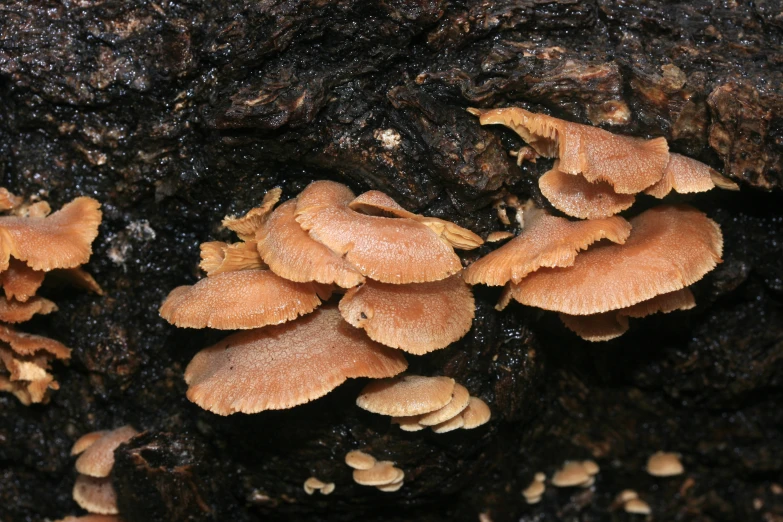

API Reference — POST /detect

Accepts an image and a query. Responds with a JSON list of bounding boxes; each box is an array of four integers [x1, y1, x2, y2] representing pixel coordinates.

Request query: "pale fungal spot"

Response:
[[646, 451, 685, 477], [373, 128, 402, 150]]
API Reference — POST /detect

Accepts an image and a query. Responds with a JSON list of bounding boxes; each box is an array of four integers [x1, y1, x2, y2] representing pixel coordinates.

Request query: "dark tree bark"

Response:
[[1, 1, 782, 521]]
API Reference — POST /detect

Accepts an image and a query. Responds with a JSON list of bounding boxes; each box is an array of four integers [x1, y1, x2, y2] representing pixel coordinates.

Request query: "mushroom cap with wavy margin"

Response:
[[0, 258, 45, 302], [0, 324, 71, 359], [75, 426, 139, 478], [221, 187, 282, 241], [539, 161, 636, 219], [356, 374, 455, 417], [645, 153, 739, 198], [184, 306, 408, 415]]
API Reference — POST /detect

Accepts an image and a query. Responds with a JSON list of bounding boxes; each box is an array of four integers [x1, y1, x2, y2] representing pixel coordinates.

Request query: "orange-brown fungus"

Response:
[[0, 325, 71, 404], [199, 240, 265, 276], [356, 375, 455, 417], [418, 383, 471, 426], [0, 196, 101, 271], [159, 269, 329, 330], [0, 296, 57, 323], [539, 162, 636, 219], [646, 153, 739, 198], [468, 107, 669, 193], [184, 306, 407, 414], [0, 258, 45, 302], [221, 187, 282, 241], [56, 516, 123, 522], [509, 205, 722, 315], [338, 275, 475, 354], [73, 475, 118, 515], [294, 181, 462, 284], [75, 426, 139, 478], [256, 200, 365, 288], [464, 202, 631, 286], [0, 188, 22, 211]]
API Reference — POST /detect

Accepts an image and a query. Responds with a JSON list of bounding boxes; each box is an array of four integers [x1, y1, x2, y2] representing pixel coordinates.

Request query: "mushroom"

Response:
[[56, 516, 123, 522], [75, 426, 139, 478], [345, 450, 377, 470], [71, 431, 109, 456], [645, 153, 739, 198], [0, 196, 101, 271], [293, 181, 463, 284], [391, 416, 426, 432], [550, 461, 592, 488], [352, 460, 405, 492], [431, 414, 465, 433], [506, 205, 722, 315], [468, 107, 670, 194], [256, 199, 365, 288], [356, 375, 455, 417], [460, 396, 491, 429], [199, 241, 265, 276], [338, 275, 475, 354], [523, 476, 546, 504], [463, 201, 631, 286], [0, 327, 71, 404], [184, 306, 408, 414], [0, 188, 22, 211], [646, 451, 685, 477], [221, 187, 282, 241], [0, 259, 45, 302], [418, 383, 471, 426], [159, 269, 330, 330], [624, 498, 652, 515], [538, 162, 636, 219], [72, 475, 118, 515], [303, 477, 335, 495], [0, 296, 58, 323], [582, 460, 600, 476], [486, 231, 514, 243]]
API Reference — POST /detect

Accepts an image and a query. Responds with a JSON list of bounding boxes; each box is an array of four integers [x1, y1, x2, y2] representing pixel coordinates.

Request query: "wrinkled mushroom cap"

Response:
[[0, 324, 71, 359], [510, 205, 722, 315], [159, 269, 329, 330], [460, 396, 491, 429], [0, 296, 57, 323], [539, 163, 636, 219], [221, 188, 281, 241], [646, 451, 684, 477], [72, 475, 118, 515], [464, 207, 631, 286], [184, 306, 408, 415], [294, 181, 462, 284], [75, 426, 139, 478], [0, 258, 45, 302], [345, 450, 377, 470], [645, 153, 739, 198], [256, 200, 365, 288], [356, 375, 455, 417], [418, 383, 471, 426], [339, 275, 475, 354]]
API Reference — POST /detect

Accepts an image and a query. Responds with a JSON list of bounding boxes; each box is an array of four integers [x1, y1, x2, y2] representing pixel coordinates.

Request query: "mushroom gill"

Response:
[[199, 240, 265, 276]]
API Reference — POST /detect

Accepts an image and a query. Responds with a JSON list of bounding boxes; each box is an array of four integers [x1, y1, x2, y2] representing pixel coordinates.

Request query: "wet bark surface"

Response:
[[1, 1, 782, 521]]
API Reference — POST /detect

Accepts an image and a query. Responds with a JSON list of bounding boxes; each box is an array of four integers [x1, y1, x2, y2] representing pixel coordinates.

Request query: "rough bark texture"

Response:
[[1, 1, 782, 521]]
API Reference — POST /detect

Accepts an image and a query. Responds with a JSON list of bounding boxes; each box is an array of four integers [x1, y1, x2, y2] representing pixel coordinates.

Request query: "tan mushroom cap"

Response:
[[345, 450, 377, 470], [184, 306, 408, 415], [294, 181, 462, 284], [646, 451, 685, 477], [56, 515, 123, 522], [72, 475, 118, 515], [523, 479, 545, 502], [0, 347, 56, 403], [339, 275, 475, 354], [349, 191, 483, 250], [71, 431, 109, 456], [551, 461, 591, 487], [464, 204, 631, 286], [617, 490, 639, 503], [303, 477, 328, 495], [418, 383, 471, 426], [356, 375, 455, 417], [0, 258, 45, 302], [353, 461, 401, 486], [0, 324, 71, 359], [486, 231, 514, 243], [0, 296, 57, 323], [0, 188, 22, 211], [221, 187, 282, 241], [256, 200, 365, 288], [582, 460, 600, 476], [391, 415, 426, 431], [75, 426, 139, 478], [539, 163, 636, 219], [468, 107, 669, 194], [509, 205, 722, 315], [0, 196, 101, 271], [199, 241, 265, 276], [159, 269, 329, 330], [646, 153, 739, 198], [461, 397, 491, 429], [624, 498, 652, 515], [431, 414, 465, 433], [376, 481, 404, 492]]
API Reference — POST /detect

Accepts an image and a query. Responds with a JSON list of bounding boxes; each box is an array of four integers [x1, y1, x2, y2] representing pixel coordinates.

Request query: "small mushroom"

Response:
[[418, 383, 471, 426], [0, 259, 45, 302], [376, 480, 404, 492], [538, 162, 636, 219], [71, 431, 109, 456], [523, 477, 546, 504], [356, 375, 455, 417], [0, 188, 22, 211], [75, 426, 139, 478], [645, 153, 738, 198], [551, 461, 591, 488], [303, 477, 334, 495], [0, 324, 71, 359], [345, 450, 377, 470], [184, 306, 408, 414], [624, 498, 652, 515], [0, 296, 57, 323], [221, 187, 282, 240], [338, 275, 475, 354], [486, 231, 514, 243], [56, 516, 123, 522], [646, 451, 685, 477], [431, 414, 465, 433], [391, 416, 426, 432], [582, 460, 600, 476], [460, 397, 491, 429], [616, 490, 639, 503], [72, 475, 118, 515], [352, 461, 401, 486]]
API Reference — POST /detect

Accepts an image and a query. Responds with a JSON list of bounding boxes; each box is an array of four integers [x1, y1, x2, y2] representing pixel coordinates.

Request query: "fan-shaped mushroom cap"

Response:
[[221, 187, 282, 241], [0, 259, 45, 302], [645, 153, 739, 198], [646, 451, 684, 477], [431, 414, 465, 433], [294, 181, 462, 284], [339, 275, 474, 354], [71, 431, 109, 456], [624, 498, 652, 515], [75, 426, 139, 478], [391, 415, 426, 431], [582, 460, 600, 476], [199, 241, 265, 276], [551, 461, 591, 487], [509, 205, 722, 315], [464, 204, 631, 286], [0, 296, 57, 323], [184, 306, 408, 415], [72, 475, 118, 515], [0, 188, 22, 211], [0, 197, 101, 271], [539, 163, 636, 219], [303, 477, 328, 495], [461, 397, 491, 429], [468, 107, 669, 194], [418, 383, 471, 426], [256, 200, 365, 288], [356, 375, 455, 417], [352, 461, 402, 486], [345, 450, 377, 470], [349, 191, 483, 250], [0, 324, 71, 359], [159, 269, 329, 330]]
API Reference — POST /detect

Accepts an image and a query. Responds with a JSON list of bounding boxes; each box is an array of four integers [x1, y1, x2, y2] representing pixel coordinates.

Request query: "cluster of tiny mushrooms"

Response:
[[0, 189, 102, 404]]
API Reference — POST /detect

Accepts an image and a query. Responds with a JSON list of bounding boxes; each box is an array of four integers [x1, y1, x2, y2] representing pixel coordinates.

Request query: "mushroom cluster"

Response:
[[356, 374, 491, 433], [70, 426, 138, 517], [551, 460, 600, 489], [0, 190, 102, 403], [616, 490, 652, 515], [160, 181, 482, 414], [465, 108, 733, 341], [345, 450, 405, 492]]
